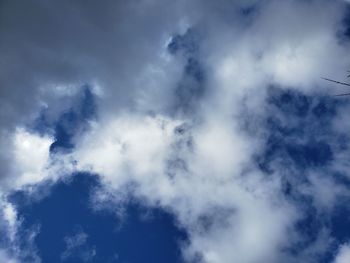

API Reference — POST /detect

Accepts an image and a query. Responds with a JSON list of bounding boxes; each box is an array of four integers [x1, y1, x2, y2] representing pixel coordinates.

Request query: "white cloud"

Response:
[[74, 114, 182, 190], [206, 0, 349, 96], [11, 129, 53, 189], [61, 229, 96, 262], [0, 249, 18, 263], [72, 111, 298, 263], [2, 202, 18, 242], [0, 197, 41, 263], [68, 1, 350, 262], [334, 243, 350, 263]]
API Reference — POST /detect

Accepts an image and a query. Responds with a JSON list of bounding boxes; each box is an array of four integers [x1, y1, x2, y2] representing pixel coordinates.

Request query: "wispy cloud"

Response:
[[61, 228, 96, 262]]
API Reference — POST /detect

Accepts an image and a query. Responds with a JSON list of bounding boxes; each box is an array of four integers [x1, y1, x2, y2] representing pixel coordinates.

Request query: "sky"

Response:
[[1, 0, 350, 262]]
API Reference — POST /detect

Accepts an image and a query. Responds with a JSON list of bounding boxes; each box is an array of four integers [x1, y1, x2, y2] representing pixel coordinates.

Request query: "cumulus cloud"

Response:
[[73, 110, 297, 263], [10, 129, 53, 189], [1, 0, 350, 262]]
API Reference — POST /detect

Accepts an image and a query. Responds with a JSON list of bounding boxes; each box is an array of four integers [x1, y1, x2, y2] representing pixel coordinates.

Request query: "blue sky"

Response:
[[1, 1, 350, 263]]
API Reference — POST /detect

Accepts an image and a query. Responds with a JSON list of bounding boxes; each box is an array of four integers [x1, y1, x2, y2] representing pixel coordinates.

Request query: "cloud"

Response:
[[10, 129, 53, 189], [0, 198, 41, 263], [204, 0, 349, 96], [61, 228, 96, 262], [1, 202, 17, 242], [0, 249, 18, 263], [0, 1, 186, 252], [0, 0, 187, 188], [71, 1, 350, 262], [1, 0, 350, 262], [72, 112, 297, 263], [334, 243, 350, 263]]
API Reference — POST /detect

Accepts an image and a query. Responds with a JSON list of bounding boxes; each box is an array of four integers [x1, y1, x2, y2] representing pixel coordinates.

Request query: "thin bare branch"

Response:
[[334, 93, 350, 96], [322, 77, 350, 87]]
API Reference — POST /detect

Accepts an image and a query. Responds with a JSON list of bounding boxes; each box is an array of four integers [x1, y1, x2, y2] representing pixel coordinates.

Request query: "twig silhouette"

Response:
[[322, 77, 350, 87], [322, 75, 350, 96]]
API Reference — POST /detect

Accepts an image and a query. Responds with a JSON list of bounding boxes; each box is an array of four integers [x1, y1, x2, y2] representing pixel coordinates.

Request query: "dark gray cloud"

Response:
[[0, 0, 184, 124], [0, 0, 190, 188]]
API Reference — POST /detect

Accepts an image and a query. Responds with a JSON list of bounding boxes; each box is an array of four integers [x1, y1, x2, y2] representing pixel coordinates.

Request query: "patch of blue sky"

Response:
[[256, 87, 350, 262], [10, 172, 188, 263]]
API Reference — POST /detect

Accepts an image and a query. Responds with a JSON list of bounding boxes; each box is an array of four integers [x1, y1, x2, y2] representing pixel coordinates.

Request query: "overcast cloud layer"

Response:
[[1, 0, 350, 262]]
